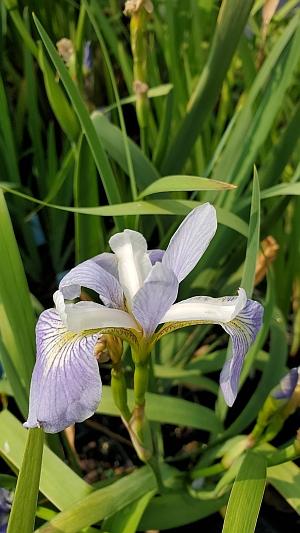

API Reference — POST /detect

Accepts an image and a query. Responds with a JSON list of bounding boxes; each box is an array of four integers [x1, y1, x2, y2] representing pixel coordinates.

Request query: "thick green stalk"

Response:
[[133, 361, 149, 406], [111, 364, 131, 422]]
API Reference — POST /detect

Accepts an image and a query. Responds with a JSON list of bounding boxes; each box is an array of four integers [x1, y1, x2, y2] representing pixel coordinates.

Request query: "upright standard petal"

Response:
[[132, 263, 179, 337], [59, 259, 124, 309], [64, 300, 140, 332], [162, 203, 217, 282], [220, 299, 264, 406], [161, 289, 247, 324], [24, 309, 102, 433], [92, 252, 119, 279], [109, 229, 152, 306]]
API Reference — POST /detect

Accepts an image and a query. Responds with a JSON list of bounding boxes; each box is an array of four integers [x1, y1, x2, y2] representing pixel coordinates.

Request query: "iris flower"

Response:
[[25, 203, 263, 433]]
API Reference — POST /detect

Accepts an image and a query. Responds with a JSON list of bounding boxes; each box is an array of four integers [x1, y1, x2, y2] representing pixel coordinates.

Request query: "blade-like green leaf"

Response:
[[264, 444, 300, 515], [260, 102, 300, 188], [0, 74, 21, 184], [139, 175, 236, 198], [0, 186, 249, 236], [36, 468, 155, 533], [222, 452, 266, 533], [154, 364, 219, 394], [4, 0, 37, 57], [0, 410, 92, 510], [139, 491, 228, 530], [37, 45, 79, 142], [0, 338, 28, 414], [7, 428, 44, 533], [240, 169, 260, 297], [0, 190, 36, 413], [23, 8, 45, 190], [213, 11, 300, 205], [33, 15, 123, 224], [91, 112, 160, 190], [85, 0, 137, 200], [269, 462, 300, 514], [162, 0, 254, 173], [74, 134, 103, 262], [261, 182, 300, 199], [103, 490, 155, 533]]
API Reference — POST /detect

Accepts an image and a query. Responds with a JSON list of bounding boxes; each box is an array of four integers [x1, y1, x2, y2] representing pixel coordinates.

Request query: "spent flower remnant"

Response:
[[25, 203, 263, 433]]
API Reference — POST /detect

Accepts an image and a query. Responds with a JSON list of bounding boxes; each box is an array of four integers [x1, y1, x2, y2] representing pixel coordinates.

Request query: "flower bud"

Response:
[[251, 368, 300, 443], [271, 367, 298, 400]]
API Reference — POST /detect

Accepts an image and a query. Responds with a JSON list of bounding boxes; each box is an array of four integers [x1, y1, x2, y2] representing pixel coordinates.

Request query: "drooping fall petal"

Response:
[[24, 309, 102, 433], [219, 299, 264, 406]]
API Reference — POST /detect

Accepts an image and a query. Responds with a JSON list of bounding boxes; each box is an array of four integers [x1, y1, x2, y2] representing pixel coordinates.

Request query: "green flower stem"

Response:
[[251, 387, 300, 444], [119, 348, 154, 463], [111, 364, 131, 422], [249, 397, 281, 443], [191, 436, 300, 481], [147, 455, 167, 494], [133, 361, 149, 406]]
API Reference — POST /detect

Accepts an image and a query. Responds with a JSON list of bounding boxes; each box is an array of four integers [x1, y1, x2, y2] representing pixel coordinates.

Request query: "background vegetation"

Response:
[[0, 0, 300, 531]]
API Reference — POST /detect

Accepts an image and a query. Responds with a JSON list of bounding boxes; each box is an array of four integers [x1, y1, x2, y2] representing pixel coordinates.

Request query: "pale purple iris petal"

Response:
[[92, 252, 119, 279], [59, 259, 124, 309], [271, 368, 299, 400], [220, 299, 264, 407], [148, 249, 165, 264], [132, 263, 178, 337], [162, 203, 217, 282], [24, 309, 102, 433]]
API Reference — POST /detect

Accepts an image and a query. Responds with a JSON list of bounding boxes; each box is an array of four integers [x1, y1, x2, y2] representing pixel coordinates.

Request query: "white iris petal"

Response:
[[160, 288, 247, 324], [109, 229, 152, 308], [64, 301, 139, 332]]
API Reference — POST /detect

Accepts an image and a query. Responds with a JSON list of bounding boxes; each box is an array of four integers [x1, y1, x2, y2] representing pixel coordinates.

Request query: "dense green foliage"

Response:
[[1, 0, 300, 531]]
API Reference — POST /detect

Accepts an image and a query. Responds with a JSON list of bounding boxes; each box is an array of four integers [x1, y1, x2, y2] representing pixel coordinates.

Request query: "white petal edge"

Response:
[[160, 288, 247, 324], [64, 300, 140, 333]]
